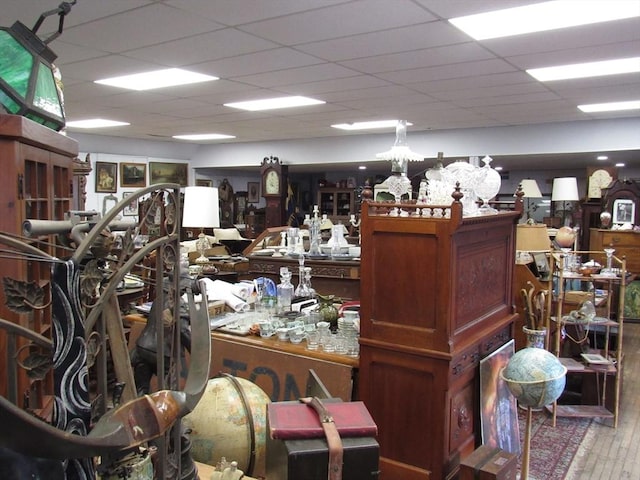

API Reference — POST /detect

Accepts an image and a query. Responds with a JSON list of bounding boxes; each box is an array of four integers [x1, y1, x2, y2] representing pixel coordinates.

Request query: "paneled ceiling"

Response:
[[4, 0, 640, 171]]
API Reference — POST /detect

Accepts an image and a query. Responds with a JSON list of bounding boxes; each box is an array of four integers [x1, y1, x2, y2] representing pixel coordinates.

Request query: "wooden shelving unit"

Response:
[[548, 250, 628, 427], [0, 114, 78, 409], [317, 187, 355, 223]]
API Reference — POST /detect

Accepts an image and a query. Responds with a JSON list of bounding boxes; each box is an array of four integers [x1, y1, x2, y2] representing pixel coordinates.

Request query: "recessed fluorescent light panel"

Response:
[[615, 163, 625, 167], [95, 68, 218, 91], [578, 100, 640, 113], [172, 133, 235, 141], [66, 119, 130, 128], [449, 1, 640, 40], [224, 96, 324, 111], [597, 156, 609, 160], [331, 120, 413, 131], [528, 57, 640, 81]]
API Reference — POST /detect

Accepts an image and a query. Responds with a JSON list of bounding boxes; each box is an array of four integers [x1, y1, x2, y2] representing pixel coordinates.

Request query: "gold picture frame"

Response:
[[120, 162, 146, 188], [149, 161, 188, 186], [196, 179, 213, 187], [95, 161, 117, 193]]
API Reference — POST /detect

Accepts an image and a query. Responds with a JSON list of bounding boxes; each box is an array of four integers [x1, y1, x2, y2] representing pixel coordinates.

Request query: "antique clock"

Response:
[[587, 166, 616, 199], [261, 156, 288, 227]]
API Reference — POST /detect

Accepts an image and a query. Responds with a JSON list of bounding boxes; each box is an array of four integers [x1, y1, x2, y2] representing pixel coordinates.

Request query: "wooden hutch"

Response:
[[589, 179, 640, 274], [0, 114, 78, 408], [358, 199, 521, 480]]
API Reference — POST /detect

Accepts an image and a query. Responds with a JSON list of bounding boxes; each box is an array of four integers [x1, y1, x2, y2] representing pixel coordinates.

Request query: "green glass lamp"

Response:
[[0, 2, 76, 131]]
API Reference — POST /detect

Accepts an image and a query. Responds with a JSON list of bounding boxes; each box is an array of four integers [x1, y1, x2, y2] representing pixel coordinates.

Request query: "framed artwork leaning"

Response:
[[95, 161, 117, 193], [479, 339, 520, 455], [120, 162, 146, 188]]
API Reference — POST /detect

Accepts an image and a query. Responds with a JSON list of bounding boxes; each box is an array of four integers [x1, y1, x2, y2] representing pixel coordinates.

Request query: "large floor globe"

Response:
[[500, 347, 567, 409]]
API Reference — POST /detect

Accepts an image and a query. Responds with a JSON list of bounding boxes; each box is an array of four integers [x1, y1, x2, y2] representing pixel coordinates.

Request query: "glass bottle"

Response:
[[294, 256, 310, 299], [277, 267, 294, 313], [303, 266, 316, 298], [309, 207, 322, 255]]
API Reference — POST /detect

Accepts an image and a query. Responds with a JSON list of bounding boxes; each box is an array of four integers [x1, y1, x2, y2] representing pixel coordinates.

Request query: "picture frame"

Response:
[[120, 162, 146, 188], [122, 192, 138, 216], [196, 178, 213, 187], [95, 161, 117, 193], [479, 339, 520, 455], [235, 191, 248, 224], [612, 198, 635, 224], [247, 182, 260, 203], [149, 161, 188, 186]]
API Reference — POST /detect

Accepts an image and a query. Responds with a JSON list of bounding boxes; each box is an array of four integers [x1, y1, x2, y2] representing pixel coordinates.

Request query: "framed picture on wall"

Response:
[[247, 182, 260, 203], [122, 192, 138, 216], [149, 161, 188, 186], [613, 198, 635, 224], [120, 162, 146, 188], [196, 179, 213, 187], [95, 161, 117, 193], [235, 191, 248, 224]]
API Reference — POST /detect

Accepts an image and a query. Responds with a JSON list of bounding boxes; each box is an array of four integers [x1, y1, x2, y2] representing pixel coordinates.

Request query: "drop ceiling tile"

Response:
[[59, 3, 223, 53], [340, 42, 495, 75], [239, 0, 437, 44], [297, 21, 468, 62]]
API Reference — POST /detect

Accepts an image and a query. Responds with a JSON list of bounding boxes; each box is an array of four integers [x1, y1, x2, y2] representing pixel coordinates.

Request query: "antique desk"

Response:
[[210, 330, 358, 402], [358, 200, 520, 480]]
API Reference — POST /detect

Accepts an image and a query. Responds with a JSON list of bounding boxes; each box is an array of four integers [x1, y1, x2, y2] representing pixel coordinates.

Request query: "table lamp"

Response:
[[519, 179, 542, 221], [182, 186, 220, 264], [515, 223, 551, 268], [551, 177, 579, 226]]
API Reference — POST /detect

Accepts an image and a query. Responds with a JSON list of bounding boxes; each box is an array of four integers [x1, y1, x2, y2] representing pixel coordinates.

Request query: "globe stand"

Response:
[[500, 348, 567, 480], [521, 405, 534, 480]]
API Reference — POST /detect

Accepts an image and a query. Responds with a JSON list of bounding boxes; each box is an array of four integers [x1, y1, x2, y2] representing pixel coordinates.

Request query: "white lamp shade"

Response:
[[182, 186, 220, 228], [551, 177, 579, 202], [519, 179, 542, 198]]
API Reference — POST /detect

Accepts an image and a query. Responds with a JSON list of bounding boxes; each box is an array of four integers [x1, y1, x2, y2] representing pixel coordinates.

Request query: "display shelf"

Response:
[[549, 250, 627, 428], [0, 114, 77, 409], [317, 187, 355, 223]]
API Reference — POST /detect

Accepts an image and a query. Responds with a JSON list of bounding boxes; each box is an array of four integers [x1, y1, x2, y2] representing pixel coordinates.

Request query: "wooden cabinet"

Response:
[[549, 250, 628, 427], [248, 255, 360, 300], [590, 229, 640, 274], [0, 114, 78, 406], [317, 187, 355, 222], [358, 201, 520, 480]]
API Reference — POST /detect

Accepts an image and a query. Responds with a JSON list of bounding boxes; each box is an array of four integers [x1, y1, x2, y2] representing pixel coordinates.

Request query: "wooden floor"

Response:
[[566, 322, 640, 480]]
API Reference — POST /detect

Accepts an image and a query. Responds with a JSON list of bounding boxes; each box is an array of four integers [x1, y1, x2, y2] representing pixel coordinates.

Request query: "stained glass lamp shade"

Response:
[[0, 21, 65, 131]]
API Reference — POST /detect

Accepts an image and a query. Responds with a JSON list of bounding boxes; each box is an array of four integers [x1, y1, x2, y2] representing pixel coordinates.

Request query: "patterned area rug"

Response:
[[518, 409, 592, 480]]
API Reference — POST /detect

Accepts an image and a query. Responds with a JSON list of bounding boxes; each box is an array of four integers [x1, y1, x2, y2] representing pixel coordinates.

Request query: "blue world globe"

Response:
[[501, 348, 567, 408]]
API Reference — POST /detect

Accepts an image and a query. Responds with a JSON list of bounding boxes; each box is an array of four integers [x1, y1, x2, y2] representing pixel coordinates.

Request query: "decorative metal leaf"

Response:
[[121, 227, 136, 257], [90, 232, 114, 258], [86, 332, 101, 368], [165, 200, 176, 226], [22, 352, 52, 381], [2, 277, 46, 313], [81, 259, 104, 302], [163, 247, 176, 273]]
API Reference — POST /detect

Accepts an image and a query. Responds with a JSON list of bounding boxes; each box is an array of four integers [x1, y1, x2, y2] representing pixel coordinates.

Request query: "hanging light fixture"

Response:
[[375, 120, 425, 205], [0, 1, 76, 131]]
